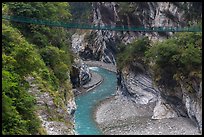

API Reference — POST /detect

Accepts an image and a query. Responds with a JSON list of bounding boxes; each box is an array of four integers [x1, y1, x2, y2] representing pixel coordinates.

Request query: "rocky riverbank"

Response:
[[80, 61, 201, 135], [93, 94, 201, 135], [83, 61, 117, 73], [74, 71, 103, 96], [74, 61, 116, 96]]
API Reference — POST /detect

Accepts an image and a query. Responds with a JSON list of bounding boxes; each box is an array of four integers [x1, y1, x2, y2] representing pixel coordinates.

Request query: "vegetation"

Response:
[[116, 32, 202, 92], [145, 32, 202, 90], [172, 2, 202, 24], [2, 1, 202, 135], [116, 37, 150, 70], [2, 2, 74, 135], [69, 2, 92, 24], [2, 20, 44, 135]]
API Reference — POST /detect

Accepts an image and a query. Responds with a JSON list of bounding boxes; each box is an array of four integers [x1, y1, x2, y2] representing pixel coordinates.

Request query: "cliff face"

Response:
[[179, 81, 202, 131], [88, 2, 202, 132], [26, 76, 76, 135], [116, 64, 202, 132], [81, 2, 188, 64], [71, 2, 202, 133], [116, 64, 158, 104]]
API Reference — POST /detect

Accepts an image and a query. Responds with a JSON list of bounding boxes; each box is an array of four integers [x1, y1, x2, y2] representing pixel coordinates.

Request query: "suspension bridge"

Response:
[[2, 15, 202, 32]]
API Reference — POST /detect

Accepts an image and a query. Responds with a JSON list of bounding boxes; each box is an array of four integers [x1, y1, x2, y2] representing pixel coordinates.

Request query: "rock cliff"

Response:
[[90, 2, 202, 132], [71, 2, 202, 133], [26, 76, 76, 135], [78, 2, 192, 64], [117, 64, 202, 133]]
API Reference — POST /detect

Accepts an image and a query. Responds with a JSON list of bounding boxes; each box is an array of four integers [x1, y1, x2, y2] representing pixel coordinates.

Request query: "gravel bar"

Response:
[[93, 95, 201, 135]]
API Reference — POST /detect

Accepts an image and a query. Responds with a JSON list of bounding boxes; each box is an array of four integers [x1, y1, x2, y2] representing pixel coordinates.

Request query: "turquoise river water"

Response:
[[74, 67, 117, 135]]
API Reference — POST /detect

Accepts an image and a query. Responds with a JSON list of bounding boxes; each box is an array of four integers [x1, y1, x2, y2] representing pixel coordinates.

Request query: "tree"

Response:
[[145, 32, 202, 88], [116, 37, 150, 70]]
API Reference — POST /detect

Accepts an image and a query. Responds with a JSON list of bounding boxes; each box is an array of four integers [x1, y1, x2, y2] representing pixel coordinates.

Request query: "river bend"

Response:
[[74, 67, 117, 135]]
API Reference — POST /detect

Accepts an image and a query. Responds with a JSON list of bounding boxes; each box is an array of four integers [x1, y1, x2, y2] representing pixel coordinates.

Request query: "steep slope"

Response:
[[69, 2, 202, 134], [75, 2, 201, 64], [116, 33, 202, 132], [2, 3, 76, 135]]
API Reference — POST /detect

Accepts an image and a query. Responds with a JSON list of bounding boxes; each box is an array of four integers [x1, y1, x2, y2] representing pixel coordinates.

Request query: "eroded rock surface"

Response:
[[26, 76, 76, 135]]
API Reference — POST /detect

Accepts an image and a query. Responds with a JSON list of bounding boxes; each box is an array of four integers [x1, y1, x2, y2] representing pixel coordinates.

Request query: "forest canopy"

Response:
[[2, 2, 74, 135]]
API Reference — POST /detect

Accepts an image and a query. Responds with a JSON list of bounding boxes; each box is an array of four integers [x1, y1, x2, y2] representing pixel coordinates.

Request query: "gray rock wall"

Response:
[[82, 2, 188, 64], [71, 2, 202, 133], [180, 81, 202, 132], [26, 76, 76, 135], [117, 65, 202, 133]]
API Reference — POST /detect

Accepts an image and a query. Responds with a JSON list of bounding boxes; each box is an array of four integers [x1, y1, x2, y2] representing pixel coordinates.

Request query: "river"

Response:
[[74, 67, 117, 135]]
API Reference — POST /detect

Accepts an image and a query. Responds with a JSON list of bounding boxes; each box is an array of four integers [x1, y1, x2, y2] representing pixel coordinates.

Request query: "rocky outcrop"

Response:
[[95, 75, 200, 135], [70, 2, 202, 134], [152, 98, 178, 119], [117, 65, 158, 105], [82, 71, 102, 90], [117, 64, 202, 133], [152, 78, 202, 132], [70, 58, 91, 88], [81, 2, 190, 64], [71, 33, 86, 55], [79, 61, 91, 85], [180, 81, 202, 132], [71, 2, 197, 64], [85, 2, 202, 132], [67, 98, 77, 116], [26, 76, 76, 135], [73, 70, 103, 96]]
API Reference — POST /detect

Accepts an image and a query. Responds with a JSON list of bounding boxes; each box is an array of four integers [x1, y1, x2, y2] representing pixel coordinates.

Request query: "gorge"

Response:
[[2, 2, 202, 135], [71, 2, 202, 135]]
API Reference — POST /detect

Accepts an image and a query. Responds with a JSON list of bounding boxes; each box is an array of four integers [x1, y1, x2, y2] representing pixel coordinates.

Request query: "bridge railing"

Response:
[[2, 14, 202, 32]]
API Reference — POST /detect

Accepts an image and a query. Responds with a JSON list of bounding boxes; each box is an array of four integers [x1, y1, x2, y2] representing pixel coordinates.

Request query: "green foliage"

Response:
[[2, 69, 40, 135], [116, 32, 201, 92], [2, 22, 43, 135], [173, 32, 202, 48], [2, 92, 29, 135], [145, 32, 202, 89], [146, 32, 202, 75], [6, 2, 72, 50], [6, 2, 71, 21], [69, 2, 92, 24], [145, 39, 180, 67], [38, 68, 59, 90], [2, 2, 75, 135], [2, 54, 17, 72], [116, 37, 150, 70], [180, 44, 201, 69], [2, 23, 45, 76], [53, 62, 69, 82], [40, 46, 63, 69], [39, 46, 72, 82]]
